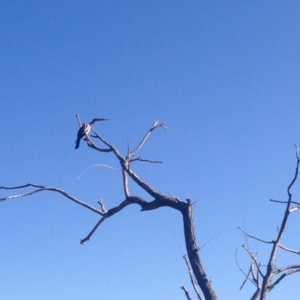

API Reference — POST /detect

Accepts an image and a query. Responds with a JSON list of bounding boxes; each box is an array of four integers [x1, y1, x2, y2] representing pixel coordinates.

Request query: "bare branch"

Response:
[[242, 245, 264, 278], [287, 145, 300, 198], [269, 268, 300, 291], [86, 134, 112, 153], [97, 199, 107, 213], [183, 255, 203, 300], [129, 157, 162, 164], [273, 264, 300, 275], [270, 199, 288, 204], [81, 217, 106, 244], [92, 128, 165, 199], [235, 248, 257, 288], [91, 130, 125, 160], [124, 166, 165, 199], [76, 113, 82, 126], [170, 193, 182, 202], [122, 163, 130, 197], [270, 199, 300, 213], [0, 184, 102, 215], [128, 121, 166, 158], [237, 227, 273, 244], [78, 195, 188, 244], [259, 147, 300, 299], [251, 288, 261, 300], [181, 286, 193, 300], [278, 244, 300, 255], [80, 196, 148, 243]]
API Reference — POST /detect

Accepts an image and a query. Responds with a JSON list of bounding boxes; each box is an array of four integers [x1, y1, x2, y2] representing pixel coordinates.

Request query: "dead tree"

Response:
[[236, 146, 300, 300], [3, 118, 299, 299], [0, 118, 217, 300]]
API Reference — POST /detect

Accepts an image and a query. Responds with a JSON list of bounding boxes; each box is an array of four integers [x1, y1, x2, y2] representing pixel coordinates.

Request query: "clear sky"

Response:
[[1, 1, 300, 299]]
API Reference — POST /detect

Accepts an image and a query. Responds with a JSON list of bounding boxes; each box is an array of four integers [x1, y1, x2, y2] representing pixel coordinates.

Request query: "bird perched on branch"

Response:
[[75, 118, 108, 149]]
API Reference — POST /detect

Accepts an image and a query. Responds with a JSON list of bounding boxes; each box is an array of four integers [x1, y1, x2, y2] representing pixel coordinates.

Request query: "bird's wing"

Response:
[[89, 118, 109, 125]]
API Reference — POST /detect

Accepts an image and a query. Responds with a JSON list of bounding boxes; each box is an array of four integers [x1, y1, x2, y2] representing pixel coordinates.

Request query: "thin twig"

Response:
[[242, 245, 264, 278], [183, 255, 203, 300], [237, 227, 273, 244], [0, 184, 103, 215], [129, 157, 162, 164], [270, 199, 288, 204], [181, 286, 193, 300], [97, 199, 107, 213], [128, 121, 166, 158], [76, 113, 82, 126], [278, 244, 300, 255], [235, 248, 257, 288]]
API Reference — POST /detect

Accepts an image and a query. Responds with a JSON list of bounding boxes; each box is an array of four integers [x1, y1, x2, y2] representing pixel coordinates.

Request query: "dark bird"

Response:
[[75, 118, 108, 149]]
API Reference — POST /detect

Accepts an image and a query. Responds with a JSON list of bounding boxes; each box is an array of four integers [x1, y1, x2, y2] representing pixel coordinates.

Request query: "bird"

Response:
[[75, 118, 108, 149]]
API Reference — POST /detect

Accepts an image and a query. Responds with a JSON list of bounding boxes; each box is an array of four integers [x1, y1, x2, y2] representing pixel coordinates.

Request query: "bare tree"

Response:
[[236, 146, 300, 300], [0, 118, 217, 300], [1, 118, 300, 300]]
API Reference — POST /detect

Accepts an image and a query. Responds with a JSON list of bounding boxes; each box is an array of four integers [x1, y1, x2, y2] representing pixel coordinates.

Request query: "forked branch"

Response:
[[0, 119, 217, 300], [238, 146, 300, 300]]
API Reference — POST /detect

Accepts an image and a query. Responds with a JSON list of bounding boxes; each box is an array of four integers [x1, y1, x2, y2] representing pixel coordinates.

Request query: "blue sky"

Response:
[[1, 1, 300, 299]]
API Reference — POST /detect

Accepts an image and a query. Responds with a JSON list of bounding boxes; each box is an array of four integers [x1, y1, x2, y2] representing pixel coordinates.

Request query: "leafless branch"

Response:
[[124, 164, 165, 199], [86, 133, 112, 153], [170, 193, 182, 202], [269, 268, 300, 291], [258, 145, 300, 299], [91, 125, 166, 199], [122, 168, 130, 197], [128, 121, 166, 158], [183, 255, 203, 300], [91, 130, 125, 160], [127, 137, 130, 157], [270, 198, 300, 206], [76, 113, 82, 126], [237, 227, 273, 244], [0, 184, 102, 215], [80, 196, 148, 243], [181, 286, 193, 300], [235, 248, 257, 288], [80, 217, 106, 244], [251, 288, 261, 300], [97, 199, 107, 213], [270, 199, 288, 204], [242, 245, 264, 278], [278, 244, 300, 255], [273, 264, 300, 275], [129, 157, 162, 164]]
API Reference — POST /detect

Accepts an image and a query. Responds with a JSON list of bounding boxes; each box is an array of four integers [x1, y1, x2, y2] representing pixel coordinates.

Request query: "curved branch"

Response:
[[181, 286, 193, 300], [128, 121, 166, 158], [269, 268, 300, 291], [0, 184, 102, 215], [242, 245, 264, 278], [237, 227, 273, 244], [129, 157, 162, 164], [273, 264, 300, 275], [278, 244, 300, 255], [235, 248, 258, 288], [183, 254, 203, 300]]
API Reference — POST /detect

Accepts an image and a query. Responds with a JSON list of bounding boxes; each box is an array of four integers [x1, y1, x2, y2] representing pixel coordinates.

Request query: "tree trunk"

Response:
[[182, 203, 217, 300]]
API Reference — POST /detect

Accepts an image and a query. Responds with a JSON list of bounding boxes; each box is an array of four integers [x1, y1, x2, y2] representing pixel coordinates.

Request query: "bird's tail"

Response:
[[75, 139, 80, 149]]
